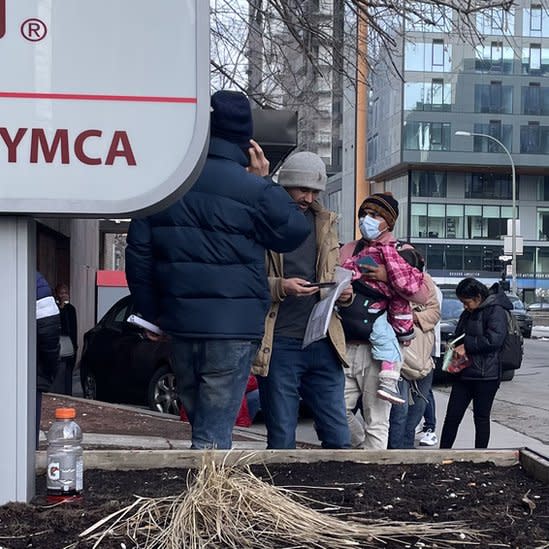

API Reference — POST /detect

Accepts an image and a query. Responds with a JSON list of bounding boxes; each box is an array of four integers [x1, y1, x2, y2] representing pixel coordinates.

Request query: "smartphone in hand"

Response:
[[302, 282, 337, 288], [357, 255, 378, 268]]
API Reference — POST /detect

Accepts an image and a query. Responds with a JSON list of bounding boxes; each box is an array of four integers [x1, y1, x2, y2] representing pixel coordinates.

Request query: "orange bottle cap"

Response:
[[55, 407, 76, 419]]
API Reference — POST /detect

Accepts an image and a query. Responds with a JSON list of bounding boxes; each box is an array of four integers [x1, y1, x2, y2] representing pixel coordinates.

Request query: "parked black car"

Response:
[[433, 288, 520, 383], [80, 295, 180, 415]]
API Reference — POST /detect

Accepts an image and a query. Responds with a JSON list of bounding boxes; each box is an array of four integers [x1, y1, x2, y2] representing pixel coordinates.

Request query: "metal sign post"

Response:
[[0, 0, 209, 504], [0, 218, 35, 503]]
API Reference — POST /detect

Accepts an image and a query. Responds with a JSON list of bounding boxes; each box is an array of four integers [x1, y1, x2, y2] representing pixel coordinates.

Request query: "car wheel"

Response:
[[148, 365, 180, 415], [501, 369, 515, 382], [524, 329, 532, 339], [82, 370, 98, 400]]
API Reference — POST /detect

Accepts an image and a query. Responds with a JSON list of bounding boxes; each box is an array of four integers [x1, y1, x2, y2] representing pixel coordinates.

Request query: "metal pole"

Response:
[[455, 131, 517, 294]]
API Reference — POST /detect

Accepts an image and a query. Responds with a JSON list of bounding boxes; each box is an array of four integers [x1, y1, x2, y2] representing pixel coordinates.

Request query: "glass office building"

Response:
[[366, 2, 549, 301]]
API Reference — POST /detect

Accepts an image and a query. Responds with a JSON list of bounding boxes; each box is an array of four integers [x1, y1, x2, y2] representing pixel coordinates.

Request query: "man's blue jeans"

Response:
[[171, 338, 259, 449], [258, 337, 351, 449], [423, 387, 436, 432], [388, 370, 434, 449]]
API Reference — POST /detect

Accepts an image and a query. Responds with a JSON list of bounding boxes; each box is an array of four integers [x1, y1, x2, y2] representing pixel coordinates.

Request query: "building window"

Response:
[[411, 203, 512, 240], [537, 176, 549, 201], [531, 44, 541, 70], [475, 82, 512, 113], [538, 208, 549, 240], [463, 204, 514, 239], [404, 80, 451, 111], [523, 4, 549, 37], [472, 121, 513, 153], [411, 203, 427, 238], [475, 44, 514, 73], [522, 82, 544, 114], [477, 7, 514, 35], [427, 204, 445, 238], [531, 4, 542, 32], [481, 246, 504, 272], [404, 41, 451, 72], [491, 41, 503, 70], [520, 122, 548, 153], [466, 173, 513, 200], [521, 44, 549, 74], [474, 82, 513, 113], [411, 171, 447, 197], [446, 205, 463, 239], [432, 39, 444, 68], [404, 121, 451, 151], [445, 245, 463, 269], [464, 245, 482, 270], [405, 5, 452, 32], [537, 247, 549, 274]]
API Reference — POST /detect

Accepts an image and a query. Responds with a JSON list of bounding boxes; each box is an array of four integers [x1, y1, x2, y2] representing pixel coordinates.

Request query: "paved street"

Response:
[[70, 338, 549, 455], [490, 337, 549, 446]]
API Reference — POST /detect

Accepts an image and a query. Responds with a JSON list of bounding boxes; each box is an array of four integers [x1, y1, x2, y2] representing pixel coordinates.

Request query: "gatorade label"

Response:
[[47, 461, 60, 481]]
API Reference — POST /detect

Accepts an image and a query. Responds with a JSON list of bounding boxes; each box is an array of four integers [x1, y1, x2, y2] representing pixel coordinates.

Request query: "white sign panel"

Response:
[[504, 235, 524, 255], [0, 0, 209, 215]]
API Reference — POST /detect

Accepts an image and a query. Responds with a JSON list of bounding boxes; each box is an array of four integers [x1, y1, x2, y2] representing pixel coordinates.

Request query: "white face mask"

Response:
[[359, 216, 382, 241]]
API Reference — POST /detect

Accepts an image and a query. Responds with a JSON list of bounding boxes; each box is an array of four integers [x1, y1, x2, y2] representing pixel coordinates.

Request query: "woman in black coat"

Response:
[[55, 283, 78, 395], [440, 278, 512, 449]]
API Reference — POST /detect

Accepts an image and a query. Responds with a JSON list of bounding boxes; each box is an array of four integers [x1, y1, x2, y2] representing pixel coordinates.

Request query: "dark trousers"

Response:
[[440, 378, 500, 449]]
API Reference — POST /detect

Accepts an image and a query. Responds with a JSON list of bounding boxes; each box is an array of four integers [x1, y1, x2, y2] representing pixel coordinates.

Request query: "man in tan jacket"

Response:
[[253, 151, 352, 449]]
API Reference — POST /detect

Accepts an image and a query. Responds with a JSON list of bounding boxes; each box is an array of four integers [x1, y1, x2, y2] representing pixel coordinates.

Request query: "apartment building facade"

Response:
[[366, 2, 549, 301]]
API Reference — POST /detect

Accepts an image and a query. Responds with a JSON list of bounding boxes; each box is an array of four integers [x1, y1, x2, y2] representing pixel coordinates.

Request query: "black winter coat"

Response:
[[455, 286, 512, 381], [36, 272, 61, 392], [125, 137, 310, 339]]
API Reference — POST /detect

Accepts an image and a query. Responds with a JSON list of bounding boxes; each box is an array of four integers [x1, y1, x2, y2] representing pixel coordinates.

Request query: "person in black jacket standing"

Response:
[[125, 90, 310, 450], [440, 278, 512, 449], [36, 272, 61, 446], [54, 283, 78, 395]]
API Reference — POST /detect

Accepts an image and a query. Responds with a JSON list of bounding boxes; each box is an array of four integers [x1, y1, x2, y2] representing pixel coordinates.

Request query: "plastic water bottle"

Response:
[[46, 407, 83, 502]]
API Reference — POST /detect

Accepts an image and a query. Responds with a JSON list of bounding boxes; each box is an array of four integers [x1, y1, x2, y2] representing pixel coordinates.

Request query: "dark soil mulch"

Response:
[[0, 461, 547, 548]]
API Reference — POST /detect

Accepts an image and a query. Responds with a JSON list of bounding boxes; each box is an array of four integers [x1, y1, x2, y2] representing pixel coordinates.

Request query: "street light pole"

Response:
[[455, 130, 517, 294]]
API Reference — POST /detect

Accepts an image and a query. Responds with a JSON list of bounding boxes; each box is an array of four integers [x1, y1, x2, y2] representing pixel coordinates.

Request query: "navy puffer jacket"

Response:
[[454, 284, 512, 381], [125, 137, 309, 339]]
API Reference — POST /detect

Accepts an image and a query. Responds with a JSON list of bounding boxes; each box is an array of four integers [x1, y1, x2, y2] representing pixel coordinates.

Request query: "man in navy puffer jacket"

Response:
[[125, 90, 309, 449]]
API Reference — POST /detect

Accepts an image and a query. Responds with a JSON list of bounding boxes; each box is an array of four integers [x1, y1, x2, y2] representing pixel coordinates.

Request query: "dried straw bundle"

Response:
[[78, 455, 480, 549]]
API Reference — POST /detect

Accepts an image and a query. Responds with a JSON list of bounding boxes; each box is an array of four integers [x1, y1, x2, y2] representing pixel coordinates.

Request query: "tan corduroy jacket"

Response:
[[252, 201, 348, 376], [400, 273, 441, 380]]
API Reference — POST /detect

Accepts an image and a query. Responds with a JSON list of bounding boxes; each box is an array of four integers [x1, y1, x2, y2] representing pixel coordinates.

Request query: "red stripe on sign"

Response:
[[0, 91, 196, 103], [0, 0, 5, 39], [96, 270, 128, 287]]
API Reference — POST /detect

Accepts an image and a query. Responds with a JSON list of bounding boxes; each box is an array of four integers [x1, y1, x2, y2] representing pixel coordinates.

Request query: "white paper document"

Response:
[[302, 266, 353, 348]]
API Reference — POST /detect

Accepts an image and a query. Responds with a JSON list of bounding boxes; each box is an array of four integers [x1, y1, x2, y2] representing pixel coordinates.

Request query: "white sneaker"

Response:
[[419, 429, 438, 446], [415, 422, 425, 436]]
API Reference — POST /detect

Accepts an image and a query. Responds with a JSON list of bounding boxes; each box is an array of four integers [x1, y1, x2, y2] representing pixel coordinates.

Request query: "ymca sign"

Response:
[[0, 0, 209, 215]]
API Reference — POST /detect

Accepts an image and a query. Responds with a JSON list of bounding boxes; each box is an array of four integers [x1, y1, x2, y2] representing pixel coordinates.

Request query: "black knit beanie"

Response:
[[358, 192, 399, 229], [210, 90, 253, 148]]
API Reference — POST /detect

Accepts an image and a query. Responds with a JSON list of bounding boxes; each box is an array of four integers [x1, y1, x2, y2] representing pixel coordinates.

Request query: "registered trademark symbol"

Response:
[[21, 18, 47, 42]]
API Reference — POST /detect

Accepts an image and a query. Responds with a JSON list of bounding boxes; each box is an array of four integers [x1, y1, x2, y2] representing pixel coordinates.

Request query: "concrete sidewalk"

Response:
[[245, 388, 549, 456], [52, 382, 548, 456]]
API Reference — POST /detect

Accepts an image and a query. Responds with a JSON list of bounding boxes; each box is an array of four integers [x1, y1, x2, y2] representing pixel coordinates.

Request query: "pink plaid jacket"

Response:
[[340, 237, 425, 340]]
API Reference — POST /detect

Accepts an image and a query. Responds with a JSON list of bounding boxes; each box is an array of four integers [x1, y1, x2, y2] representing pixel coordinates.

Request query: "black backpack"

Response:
[[500, 311, 524, 371]]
